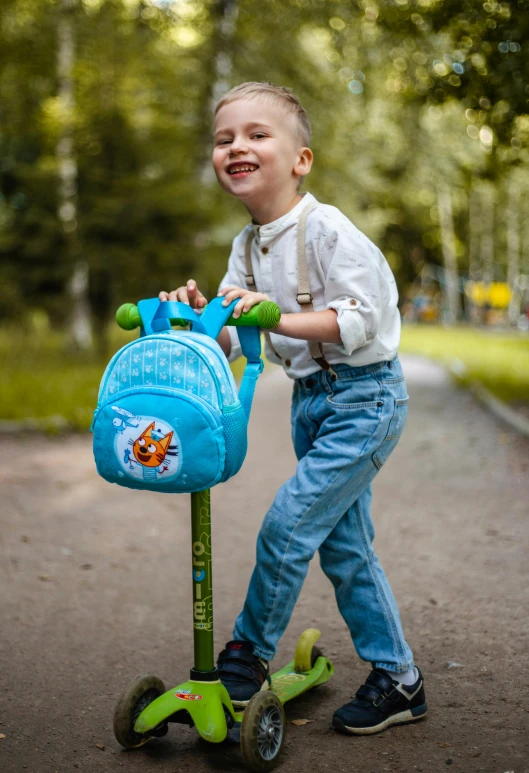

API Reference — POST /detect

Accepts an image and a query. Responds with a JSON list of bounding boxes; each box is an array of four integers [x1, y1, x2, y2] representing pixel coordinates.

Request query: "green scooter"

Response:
[[111, 301, 334, 771]]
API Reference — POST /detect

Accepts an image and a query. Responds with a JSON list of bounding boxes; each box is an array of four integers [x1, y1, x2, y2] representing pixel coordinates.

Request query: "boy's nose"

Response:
[[230, 139, 249, 155]]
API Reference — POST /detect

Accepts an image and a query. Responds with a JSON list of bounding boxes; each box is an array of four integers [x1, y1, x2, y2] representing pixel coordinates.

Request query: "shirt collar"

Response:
[[251, 192, 317, 240]]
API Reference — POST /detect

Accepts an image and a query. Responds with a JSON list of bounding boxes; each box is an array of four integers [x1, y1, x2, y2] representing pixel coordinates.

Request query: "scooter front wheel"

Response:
[[240, 691, 285, 772], [113, 673, 166, 748]]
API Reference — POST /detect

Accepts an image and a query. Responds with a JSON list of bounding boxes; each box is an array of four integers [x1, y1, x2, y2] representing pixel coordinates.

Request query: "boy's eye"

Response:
[[217, 139, 231, 145], [252, 133, 266, 139]]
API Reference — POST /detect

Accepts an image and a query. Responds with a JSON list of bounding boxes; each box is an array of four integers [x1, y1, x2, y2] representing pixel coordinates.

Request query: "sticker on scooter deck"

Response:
[[271, 672, 308, 701], [271, 657, 334, 703]]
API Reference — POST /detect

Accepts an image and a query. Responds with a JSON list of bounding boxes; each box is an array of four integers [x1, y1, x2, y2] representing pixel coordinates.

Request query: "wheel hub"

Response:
[[256, 705, 283, 760], [265, 723, 276, 739]]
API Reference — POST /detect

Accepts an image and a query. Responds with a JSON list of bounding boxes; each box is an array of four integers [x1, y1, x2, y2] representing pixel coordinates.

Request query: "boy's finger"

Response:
[[224, 288, 247, 305], [222, 293, 240, 306], [159, 291, 169, 301], [217, 286, 239, 297], [232, 299, 246, 319], [242, 296, 258, 312], [170, 287, 189, 304]]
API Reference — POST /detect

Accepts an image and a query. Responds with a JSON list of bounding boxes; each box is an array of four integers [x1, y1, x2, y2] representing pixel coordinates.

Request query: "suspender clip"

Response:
[[297, 292, 313, 305], [245, 274, 256, 287]]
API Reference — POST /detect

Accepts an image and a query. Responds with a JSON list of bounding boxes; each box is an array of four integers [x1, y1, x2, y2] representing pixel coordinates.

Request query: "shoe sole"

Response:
[[230, 680, 271, 710], [332, 703, 428, 736]]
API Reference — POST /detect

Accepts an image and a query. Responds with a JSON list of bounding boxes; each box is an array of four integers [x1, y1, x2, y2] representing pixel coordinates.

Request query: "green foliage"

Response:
[[0, 0, 528, 337]]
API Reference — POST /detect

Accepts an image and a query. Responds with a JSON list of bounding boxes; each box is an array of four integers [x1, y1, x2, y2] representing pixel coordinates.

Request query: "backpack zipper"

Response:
[[91, 385, 223, 433]]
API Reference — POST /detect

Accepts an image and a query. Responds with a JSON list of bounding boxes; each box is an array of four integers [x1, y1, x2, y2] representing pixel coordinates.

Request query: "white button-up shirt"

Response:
[[219, 192, 401, 379]]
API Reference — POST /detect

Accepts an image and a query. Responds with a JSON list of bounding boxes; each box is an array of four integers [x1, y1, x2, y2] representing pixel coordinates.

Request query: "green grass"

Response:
[[400, 325, 529, 405], [0, 327, 248, 432]]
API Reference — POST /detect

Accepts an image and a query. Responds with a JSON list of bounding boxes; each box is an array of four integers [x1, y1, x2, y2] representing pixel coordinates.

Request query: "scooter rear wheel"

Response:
[[240, 691, 285, 772], [113, 673, 166, 748]]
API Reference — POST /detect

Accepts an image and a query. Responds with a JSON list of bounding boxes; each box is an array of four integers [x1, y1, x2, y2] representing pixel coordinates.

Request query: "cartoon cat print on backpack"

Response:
[[111, 406, 182, 483]]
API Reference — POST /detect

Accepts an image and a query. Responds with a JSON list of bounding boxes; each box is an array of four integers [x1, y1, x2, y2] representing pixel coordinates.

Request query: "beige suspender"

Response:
[[244, 202, 335, 374], [244, 231, 282, 361]]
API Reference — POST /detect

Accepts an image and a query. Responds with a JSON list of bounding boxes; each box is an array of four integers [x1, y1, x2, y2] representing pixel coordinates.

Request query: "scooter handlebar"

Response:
[[115, 300, 280, 331]]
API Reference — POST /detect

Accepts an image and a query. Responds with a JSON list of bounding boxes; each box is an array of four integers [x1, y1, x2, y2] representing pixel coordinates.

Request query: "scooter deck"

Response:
[[133, 628, 334, 743], [134, 655, 334, 742]]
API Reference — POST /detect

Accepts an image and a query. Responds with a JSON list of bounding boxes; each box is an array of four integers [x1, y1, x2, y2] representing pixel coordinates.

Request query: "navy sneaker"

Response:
[[332, 667, 427, 735], [217, 640, 271, 708]]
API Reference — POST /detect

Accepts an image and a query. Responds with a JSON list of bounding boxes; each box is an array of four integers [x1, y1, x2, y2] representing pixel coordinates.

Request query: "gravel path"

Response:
[[1, 355, 528, 773]]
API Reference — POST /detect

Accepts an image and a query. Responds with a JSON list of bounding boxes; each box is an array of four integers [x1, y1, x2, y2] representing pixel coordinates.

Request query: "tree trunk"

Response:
[[194, 0, 238, 300], [437, 185, 460, 324], [480, 183, 495, 285], [507, 180, 520, 326], [57, 0, 92, 350], [466, 184, 481, 323], [468, 184, 480, 281], [199, 0, 238, 186]]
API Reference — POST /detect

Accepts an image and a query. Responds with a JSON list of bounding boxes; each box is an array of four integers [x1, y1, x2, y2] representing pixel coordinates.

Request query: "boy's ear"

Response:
[[294, 147, 313, 178]]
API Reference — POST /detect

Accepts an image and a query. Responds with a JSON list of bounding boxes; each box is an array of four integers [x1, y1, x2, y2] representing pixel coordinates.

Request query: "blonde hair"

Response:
[[215, 82, 311, 147]]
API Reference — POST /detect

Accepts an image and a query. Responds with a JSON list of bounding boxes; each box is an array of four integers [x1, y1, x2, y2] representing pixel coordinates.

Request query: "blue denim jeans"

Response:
[[232, 357, 414, 672]]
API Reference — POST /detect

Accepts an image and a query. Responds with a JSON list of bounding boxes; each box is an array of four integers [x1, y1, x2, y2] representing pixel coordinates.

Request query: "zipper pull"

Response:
[[89, 408, 99, 433]]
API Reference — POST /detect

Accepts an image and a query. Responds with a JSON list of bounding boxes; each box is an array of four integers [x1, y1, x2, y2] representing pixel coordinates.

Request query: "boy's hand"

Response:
[[159, 279, 207, 309], [217, 286, 271, 320]]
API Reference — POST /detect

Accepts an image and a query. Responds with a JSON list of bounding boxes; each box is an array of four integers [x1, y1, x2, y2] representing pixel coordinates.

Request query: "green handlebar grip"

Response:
[[116, 303, 142, 330], [227, 300, 281, 329], [115, 303, 187, 330], [115, 299, 281, 331]]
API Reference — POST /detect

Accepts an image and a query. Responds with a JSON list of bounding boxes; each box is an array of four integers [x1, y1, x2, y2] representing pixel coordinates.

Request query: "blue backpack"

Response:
[[91, 297, 271, 494]]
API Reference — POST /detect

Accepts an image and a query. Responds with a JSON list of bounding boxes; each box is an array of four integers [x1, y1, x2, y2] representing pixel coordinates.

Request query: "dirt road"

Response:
[[1, 355, 528, 773]]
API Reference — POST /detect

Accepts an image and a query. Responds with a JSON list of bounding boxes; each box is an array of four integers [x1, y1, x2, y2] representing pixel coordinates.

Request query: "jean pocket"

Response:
[[326, 376, 382, 411], [372, 396, 409, 469]]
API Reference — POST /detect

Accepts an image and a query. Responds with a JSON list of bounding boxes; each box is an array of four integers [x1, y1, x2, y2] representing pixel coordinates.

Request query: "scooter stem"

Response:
[[190, 490, 215, 674]]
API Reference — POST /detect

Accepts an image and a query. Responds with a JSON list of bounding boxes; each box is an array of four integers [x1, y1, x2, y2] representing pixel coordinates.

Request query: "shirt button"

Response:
[[349, 298, 359, 307], [262, 247, 269, 254], [285, 359, 292, 367]]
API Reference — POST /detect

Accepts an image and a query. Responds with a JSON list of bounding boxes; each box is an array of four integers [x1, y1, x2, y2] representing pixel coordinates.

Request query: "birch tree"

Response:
[[437, 185, 460, 324], [57, 0, 92, 349], [507, 177, 521, 325]]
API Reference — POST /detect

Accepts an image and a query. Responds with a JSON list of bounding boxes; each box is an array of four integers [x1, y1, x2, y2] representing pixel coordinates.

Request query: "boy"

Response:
[[159, 82, 427, 735]]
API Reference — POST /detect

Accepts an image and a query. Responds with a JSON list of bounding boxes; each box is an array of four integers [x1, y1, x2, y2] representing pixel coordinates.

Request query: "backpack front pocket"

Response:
[[92, 388, 225, 493]]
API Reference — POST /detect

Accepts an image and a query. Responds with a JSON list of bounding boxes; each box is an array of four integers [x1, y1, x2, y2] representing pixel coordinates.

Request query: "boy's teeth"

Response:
[[229, 165, 257, 173]]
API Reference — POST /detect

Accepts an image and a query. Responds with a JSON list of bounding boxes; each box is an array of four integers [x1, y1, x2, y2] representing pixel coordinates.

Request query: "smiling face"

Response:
[[212, 98, 312, 223]]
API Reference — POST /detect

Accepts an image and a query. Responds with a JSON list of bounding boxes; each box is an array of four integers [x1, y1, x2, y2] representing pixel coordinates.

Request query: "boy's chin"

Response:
[[225, 186, 263, 204]]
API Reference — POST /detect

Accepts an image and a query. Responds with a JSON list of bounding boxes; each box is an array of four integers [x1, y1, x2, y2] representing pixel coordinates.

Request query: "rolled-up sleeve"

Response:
[[218, 229, 251, 363], [320, 218, 384, 356]]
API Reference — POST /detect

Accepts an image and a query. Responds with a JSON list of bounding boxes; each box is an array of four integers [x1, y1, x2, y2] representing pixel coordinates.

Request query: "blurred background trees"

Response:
[[1, 0, 528, 346]]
